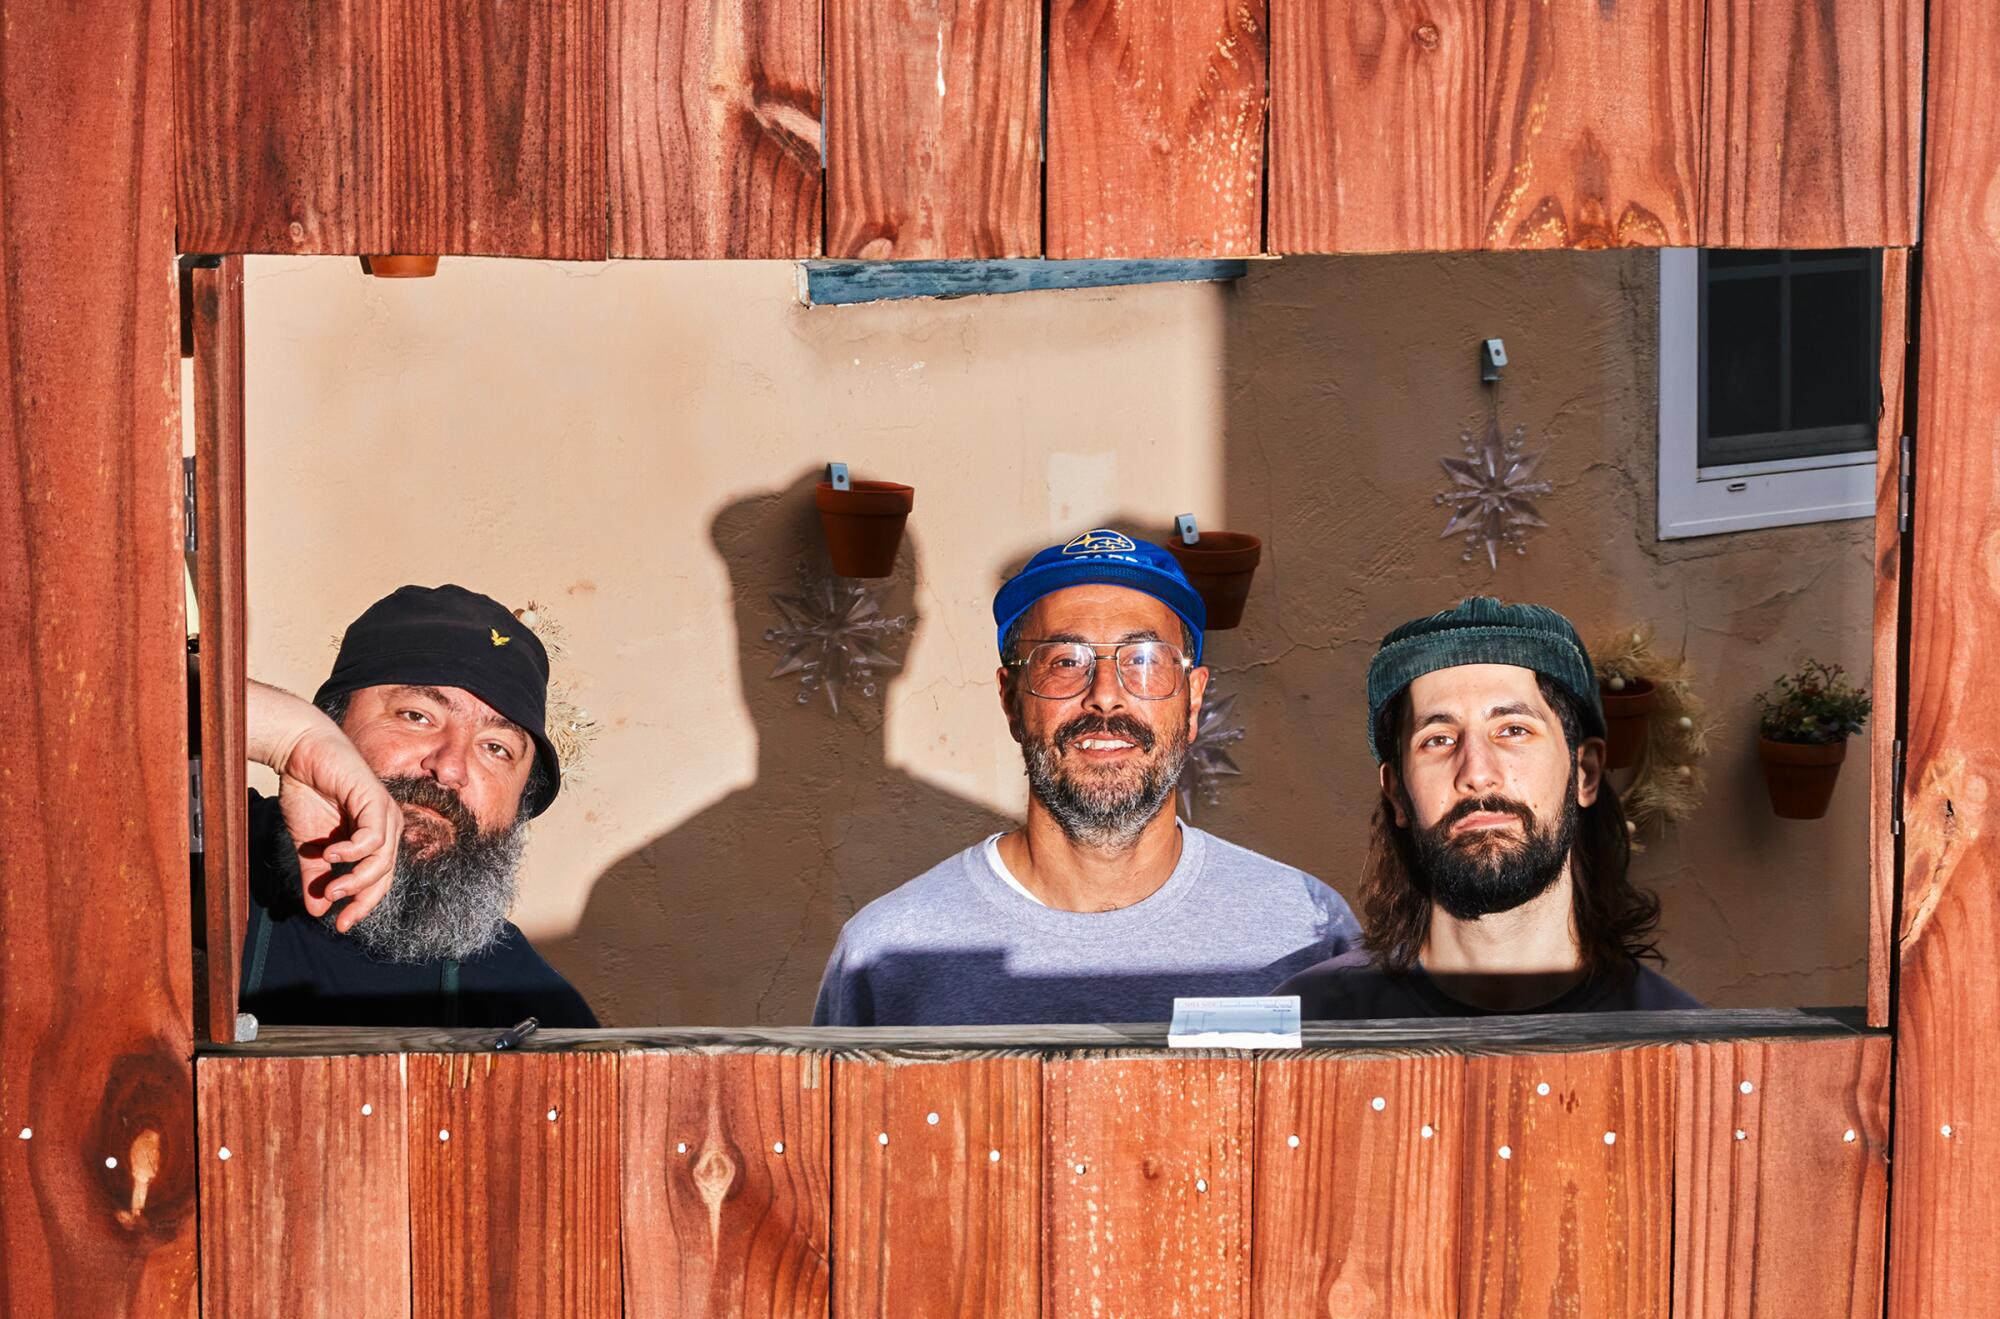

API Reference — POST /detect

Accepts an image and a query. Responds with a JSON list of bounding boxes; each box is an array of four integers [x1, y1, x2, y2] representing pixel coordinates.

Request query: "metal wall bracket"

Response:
[[828, 462, 850, 491], [1175, 513, 1199, 545]]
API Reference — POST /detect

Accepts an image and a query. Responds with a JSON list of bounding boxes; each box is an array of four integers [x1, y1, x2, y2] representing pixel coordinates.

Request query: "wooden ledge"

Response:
[[202, 1005, 1874, 1061]]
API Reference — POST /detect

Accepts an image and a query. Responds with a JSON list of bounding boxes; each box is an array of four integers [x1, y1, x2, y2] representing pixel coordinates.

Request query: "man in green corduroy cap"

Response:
[[1277, 597, 1698, 1017]]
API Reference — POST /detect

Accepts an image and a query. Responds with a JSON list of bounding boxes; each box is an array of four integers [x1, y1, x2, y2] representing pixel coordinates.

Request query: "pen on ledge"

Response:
[[493, 1017, 539, 1051]]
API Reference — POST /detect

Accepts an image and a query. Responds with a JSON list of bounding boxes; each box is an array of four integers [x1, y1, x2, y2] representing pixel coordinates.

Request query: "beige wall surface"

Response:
[[243, 251, 1874, 1024]]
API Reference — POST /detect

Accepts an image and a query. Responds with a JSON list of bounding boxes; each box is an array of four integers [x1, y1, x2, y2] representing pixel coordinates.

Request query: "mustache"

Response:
[[381, 775, 482, 838], [1442, 794, 1535, 833], [1053, 714, 1157, 753]]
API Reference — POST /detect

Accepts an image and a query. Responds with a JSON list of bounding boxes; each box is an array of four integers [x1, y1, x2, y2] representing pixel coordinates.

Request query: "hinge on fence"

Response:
[[1891, 739, 1906, 837], [182, 456, 198, 553], [189, 753, 205, 855], [1898, 435, 1914, 534]]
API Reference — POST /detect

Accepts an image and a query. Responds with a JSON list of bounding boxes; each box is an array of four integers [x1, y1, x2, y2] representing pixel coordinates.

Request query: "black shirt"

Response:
[[238, 791, 597, 1028], [1275, 949, 1702, 1019]]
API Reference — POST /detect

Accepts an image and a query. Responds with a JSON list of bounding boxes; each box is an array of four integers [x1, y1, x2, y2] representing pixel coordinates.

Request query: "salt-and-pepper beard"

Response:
[[1021, 708, 1189, 851], [1408, 777, 1581, 922], [325, 774, 528, 962]]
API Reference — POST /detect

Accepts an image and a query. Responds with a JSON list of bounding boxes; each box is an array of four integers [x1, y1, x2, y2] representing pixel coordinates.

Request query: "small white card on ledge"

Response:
[[1168, 996, 1302, 1049]]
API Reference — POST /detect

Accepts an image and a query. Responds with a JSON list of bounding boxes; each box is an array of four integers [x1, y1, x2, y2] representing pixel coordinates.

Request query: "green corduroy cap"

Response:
[[1365, 596, 1606, 762]]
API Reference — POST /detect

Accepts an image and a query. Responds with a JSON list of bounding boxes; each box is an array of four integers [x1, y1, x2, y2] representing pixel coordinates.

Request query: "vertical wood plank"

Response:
[[197, 1055, 412, 1317], [1458, 1049, 1673, 1317], [386, 0, 609, 259], [1672, 1037, 1890, 1319], [824, 0, 1042, 260], [1269, 0, 1484, 253], [191, 259, 250, 1045], [1888, 0, 2000, 1311], [1253, 1054, 1464, 1318], [1045, 0, 1267, 258], [174, 0, 385, 254], [620, 1051, 829, 1318], [834, 1054, 1041, 1318], [609, 0, 822, 258], [1481, 0, 1702, 248], [0, 0, 197, 1313], [1869, 248, 1911, 1031], [408, 1053, 621, 1318], [1702, 0, 1923, 248], [1046, 1056, 1251, 1318]]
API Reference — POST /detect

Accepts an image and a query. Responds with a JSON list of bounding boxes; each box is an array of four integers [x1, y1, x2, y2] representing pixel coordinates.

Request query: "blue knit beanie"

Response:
[[1365, 596, 1604, 762]]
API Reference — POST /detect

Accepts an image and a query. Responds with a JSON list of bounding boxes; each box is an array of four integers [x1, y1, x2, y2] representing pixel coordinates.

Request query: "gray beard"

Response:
[[325, 782, 529, 963], [1022, 720, 1187, 852]]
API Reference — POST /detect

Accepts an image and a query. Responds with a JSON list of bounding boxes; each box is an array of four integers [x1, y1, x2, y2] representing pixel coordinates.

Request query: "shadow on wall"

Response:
[[540, 470, 1011, 1026]]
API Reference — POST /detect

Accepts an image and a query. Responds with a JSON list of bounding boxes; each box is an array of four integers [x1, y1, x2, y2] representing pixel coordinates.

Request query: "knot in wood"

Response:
[[1413, 23, 1441, 49], [1141, 1155, 1162, 1180], [691, 1144, 740, 1207]]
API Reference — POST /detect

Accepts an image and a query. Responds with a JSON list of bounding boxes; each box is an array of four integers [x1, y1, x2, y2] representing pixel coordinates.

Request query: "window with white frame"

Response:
[[1656, 248, 1882, 539]]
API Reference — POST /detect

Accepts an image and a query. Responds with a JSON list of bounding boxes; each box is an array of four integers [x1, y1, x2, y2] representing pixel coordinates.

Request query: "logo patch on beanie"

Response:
[[490, 629, 512, 647], [1063, 529, 1137, 556]]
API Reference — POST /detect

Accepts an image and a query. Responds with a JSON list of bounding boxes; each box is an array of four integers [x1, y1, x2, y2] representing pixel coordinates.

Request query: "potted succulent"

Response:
[[816, 476, 914, 577], [1754, 660, 1872, 820], [1163, 531, 1262, 630]]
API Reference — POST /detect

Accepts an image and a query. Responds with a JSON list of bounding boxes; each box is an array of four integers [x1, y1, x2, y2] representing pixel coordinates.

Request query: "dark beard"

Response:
[[325, 775, 527, 962], [1021, 709, 1187, 850], [1410, 780, 1579, 921]]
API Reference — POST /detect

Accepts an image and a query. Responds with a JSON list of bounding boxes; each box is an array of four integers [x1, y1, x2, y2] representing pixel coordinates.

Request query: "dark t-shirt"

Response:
[[238, 791, 597, 1029], [1276, 948, 1701, 1019]]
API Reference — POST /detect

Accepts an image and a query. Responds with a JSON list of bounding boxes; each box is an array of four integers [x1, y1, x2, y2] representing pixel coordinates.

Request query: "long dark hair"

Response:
[[1361, 674, 1662, 976]]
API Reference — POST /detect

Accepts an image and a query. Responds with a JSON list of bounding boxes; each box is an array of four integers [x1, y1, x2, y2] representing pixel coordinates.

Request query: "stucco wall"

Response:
[[242, 251, 1874, 1024]]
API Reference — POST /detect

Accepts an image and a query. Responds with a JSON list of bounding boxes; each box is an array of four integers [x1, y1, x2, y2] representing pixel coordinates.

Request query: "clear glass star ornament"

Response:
[[763, 563, 910, 716], [1435, 418, 1554, 570], [1178, 689, 1245, 818]]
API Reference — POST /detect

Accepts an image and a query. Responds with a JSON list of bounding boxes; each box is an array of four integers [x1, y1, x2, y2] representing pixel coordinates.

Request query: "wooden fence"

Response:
[[194, 1016, 1887, 1317]]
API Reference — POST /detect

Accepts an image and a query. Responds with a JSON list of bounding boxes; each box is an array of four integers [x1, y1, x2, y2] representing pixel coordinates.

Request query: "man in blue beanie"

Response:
[[813, 530, 1359, 1025], [1277, 597, 1698, 1017]]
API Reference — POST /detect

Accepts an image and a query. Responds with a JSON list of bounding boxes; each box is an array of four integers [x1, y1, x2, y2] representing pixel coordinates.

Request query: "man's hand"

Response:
[[248, 681, 400, 931]]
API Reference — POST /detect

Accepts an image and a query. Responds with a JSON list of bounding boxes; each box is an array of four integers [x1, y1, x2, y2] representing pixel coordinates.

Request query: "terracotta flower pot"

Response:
[[816, 480, 914, 578], [1599, 677, 1658, 771], [362, 254, 440, 278], [1164, 531, 1262, 631], [1758, 736, 1848, 820]]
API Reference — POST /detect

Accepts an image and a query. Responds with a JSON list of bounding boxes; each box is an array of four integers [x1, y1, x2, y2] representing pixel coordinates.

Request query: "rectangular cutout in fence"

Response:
[[620, 1051, 830, 1317], [408, 1053, 622, 1317], [834, 1054, 1042, 1317]]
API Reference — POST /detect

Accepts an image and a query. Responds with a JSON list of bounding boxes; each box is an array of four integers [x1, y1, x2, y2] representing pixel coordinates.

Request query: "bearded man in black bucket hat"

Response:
[[239, 584, 596, 1028], [1277, 597, 1699, 1018]]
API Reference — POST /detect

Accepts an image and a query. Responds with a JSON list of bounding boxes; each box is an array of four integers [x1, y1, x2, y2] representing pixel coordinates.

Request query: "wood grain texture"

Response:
[[1888, 0, 2000, 1310], [0, 0, 198, 1314], [191, 260, 249, 1045], [1869, 248, 1910, 1031], [1046, 1057, 1251, 1318], [408, 1053, 621, 1317], [824, 0, 1042, 259], [609, 0, 822, 258], [1702, 0, 1923, 248], [834, 1056, 1040, 1317], [196, 1055, 411, 1317], [386, 0, 608, 258], [1045, 0, 1267, 258], [175, 0, 385, 253], [1672, 1037, 1889, 1319], [176, 0, 607, 258], [1458, 1049, 1673, 1317], [1482, 0, 1702, 248], [621, 1051, 829, 1317], [1254, 1055, 1465, 1318], [1269, 0, 1483, 253]]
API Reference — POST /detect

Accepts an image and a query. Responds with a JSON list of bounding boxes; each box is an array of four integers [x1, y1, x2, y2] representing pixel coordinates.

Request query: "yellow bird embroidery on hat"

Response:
[[490, 629, 512, 647]]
